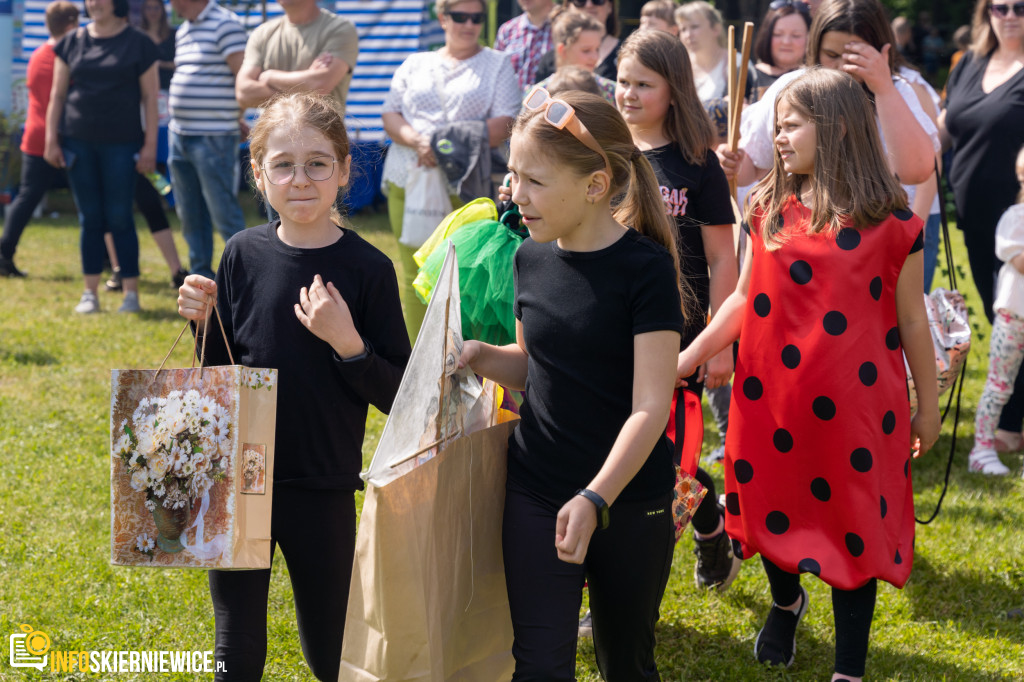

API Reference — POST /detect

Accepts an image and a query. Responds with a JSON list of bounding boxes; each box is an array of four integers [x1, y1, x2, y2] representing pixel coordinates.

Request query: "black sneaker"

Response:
[[105, 267, 122, 291], [172, 267, 189, 289], [754, 585, 808, 668], [0, 255, 26, 277], [693, 508, 742, 591]]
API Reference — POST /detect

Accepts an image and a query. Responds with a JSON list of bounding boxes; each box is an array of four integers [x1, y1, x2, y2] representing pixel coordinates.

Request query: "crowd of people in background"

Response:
[[1, 0, 1022, 680]]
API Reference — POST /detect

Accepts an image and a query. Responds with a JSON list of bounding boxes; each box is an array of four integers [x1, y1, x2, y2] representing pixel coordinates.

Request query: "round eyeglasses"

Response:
[[262, 156, 337, 185]]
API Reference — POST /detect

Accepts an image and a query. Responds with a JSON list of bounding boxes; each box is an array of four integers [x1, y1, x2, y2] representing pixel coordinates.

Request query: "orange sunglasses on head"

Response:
[[523, 86, 612, 178]]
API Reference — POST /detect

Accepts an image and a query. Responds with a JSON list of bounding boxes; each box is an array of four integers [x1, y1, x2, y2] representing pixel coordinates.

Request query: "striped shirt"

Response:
[[169, 1, 247, 135]]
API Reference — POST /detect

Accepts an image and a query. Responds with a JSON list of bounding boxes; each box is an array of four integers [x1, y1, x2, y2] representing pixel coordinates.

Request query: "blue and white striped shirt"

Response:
[[169, 1, 247, 135]]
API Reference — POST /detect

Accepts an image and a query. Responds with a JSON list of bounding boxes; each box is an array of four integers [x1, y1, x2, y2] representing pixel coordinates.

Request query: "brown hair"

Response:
[[513, 91, 690, 316], [45, 0, 79, 38], [617, 29, 714, 165], [753, 2, 811, 67], [674, 1, 725, 48], [969, 0, 1001, 55], [436, 0, 485, 15], [640, 0, 676, 26], [546, 65, 603, 97], [747, 68, 908, 250], [249, 93, 352, 224], [552, 7, 604, 49], [806, 0, 896, 73], [140, 0, 171, 42]]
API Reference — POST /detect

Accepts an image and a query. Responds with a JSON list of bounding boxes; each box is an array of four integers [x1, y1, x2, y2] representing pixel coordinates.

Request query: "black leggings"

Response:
[[134, 171, 170, 234], [208, 487, 356, 681], [502, 480, 674, 682], [0, 153, 64, 259], [761, 557, 876, 677]]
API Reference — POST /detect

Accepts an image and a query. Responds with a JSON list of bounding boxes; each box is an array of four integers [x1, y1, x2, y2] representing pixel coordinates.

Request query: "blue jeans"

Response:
[[168, 130, 246, 279], [63, 138, 139, 278], [923, 212, 941, 292]]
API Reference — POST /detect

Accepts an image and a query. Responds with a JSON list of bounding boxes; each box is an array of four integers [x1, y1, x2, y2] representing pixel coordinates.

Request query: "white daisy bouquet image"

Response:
[[112, 389, 232, 555]]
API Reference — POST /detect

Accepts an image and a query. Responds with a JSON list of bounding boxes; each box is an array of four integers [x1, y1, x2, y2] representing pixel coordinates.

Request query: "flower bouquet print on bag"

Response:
[[110, 314, 277, 569]]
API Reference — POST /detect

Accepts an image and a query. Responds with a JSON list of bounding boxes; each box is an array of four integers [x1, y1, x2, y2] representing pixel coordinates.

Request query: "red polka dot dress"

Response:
[[723, 196, 925, 590]]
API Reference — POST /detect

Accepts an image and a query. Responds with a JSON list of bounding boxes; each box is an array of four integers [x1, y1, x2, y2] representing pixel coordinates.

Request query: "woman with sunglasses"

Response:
[[939, 0, 1024, 464], [381, 0, 520, 341], [533, 0, 622, 83], [461, 88, 686, 680], [753, 0, 813, 99]]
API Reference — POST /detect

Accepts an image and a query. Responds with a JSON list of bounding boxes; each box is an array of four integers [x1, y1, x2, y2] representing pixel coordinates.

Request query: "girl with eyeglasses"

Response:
[[177, 93, 410, 681], [939, 0, 1024, 460], [461, 89, 687, 680], [381, 0, 520, 341]]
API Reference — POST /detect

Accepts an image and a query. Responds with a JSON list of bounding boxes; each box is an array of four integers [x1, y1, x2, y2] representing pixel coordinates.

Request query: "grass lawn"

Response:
[[0, 192, 1021, 681]]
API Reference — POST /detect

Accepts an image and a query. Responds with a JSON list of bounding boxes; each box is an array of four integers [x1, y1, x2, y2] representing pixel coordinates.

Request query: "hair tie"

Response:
[[631, 148, 642, 162]]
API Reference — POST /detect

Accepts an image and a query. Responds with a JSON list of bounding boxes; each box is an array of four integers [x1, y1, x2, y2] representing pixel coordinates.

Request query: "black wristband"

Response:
[[575, 488, 610, 530]]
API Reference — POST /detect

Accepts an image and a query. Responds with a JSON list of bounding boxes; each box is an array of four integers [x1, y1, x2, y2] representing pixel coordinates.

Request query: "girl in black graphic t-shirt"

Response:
[[616, 29, 741, 590], [461, 89, 686, 680]]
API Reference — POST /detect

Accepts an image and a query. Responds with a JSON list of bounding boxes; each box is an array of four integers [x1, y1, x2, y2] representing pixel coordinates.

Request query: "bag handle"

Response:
[[916, 162, 965, 525], [155, 302, 236, 377]]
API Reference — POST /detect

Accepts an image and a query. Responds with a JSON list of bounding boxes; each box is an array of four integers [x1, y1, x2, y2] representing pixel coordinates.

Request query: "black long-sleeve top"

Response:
[[198, 222, 411, 490]]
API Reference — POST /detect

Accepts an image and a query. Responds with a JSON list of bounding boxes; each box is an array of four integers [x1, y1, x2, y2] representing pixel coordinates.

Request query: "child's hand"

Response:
[[178, 274, 217, 322], [701, 347, 734, 389], [458, 340, 481, 370], [676, 349, 699, 387], [554, 495, 598, 564], [910, 405, 940, 458], [842, 42, 895, 96], [294, 274, 365, 358], [715, 144, 745, 180], [496, 176, 513, 203]]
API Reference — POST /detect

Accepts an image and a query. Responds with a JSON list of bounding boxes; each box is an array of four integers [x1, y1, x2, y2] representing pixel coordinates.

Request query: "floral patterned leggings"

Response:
[[975, 309, 1024, 450]]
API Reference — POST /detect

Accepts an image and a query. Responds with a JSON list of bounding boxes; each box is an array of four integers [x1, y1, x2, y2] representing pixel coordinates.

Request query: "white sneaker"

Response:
[[118, 292, 141, 313], [73, 291, 100, 314], [968, 448, 1010, 476]]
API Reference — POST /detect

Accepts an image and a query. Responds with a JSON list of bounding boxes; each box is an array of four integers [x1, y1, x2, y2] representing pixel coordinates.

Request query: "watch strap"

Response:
[[575, 488, 610, 530]]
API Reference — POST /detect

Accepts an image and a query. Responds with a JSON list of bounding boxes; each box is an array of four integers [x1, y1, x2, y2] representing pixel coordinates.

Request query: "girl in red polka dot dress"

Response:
[[677, 68, 940, 682]]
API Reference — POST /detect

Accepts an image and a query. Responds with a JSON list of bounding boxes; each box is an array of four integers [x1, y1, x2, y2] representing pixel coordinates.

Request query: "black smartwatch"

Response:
[[575, 488, 610, 530]]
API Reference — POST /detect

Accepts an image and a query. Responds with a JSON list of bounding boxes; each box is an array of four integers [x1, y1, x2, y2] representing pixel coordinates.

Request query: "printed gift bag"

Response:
[[340, 245, 516, 681], [110, 327, 277, 569]]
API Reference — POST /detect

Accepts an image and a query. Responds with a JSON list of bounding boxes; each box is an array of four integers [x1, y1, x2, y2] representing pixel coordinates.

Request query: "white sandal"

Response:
[[968, 448, 1010, 476]]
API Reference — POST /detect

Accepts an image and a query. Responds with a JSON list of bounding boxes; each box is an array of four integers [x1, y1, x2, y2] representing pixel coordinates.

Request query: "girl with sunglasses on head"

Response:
[[461, 88, 687, 680], [177, 93, 410, 681], [939, 0, 1024, 460], [616, 29, 743, 592], [533, 0, 621, 83], [381, 0, 520, 341]]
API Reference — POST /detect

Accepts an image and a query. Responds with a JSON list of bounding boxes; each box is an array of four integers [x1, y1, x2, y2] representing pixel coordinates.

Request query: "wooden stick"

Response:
[[730, 22, 754, 156], [727, 24, 736, 150]]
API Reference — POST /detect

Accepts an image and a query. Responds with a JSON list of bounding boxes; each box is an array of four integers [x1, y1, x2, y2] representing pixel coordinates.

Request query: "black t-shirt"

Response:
[[199, 223, 411, 490], [508, 229, 685, 504], [945, 50, 1024, 237], [643, 145, 734, 347], [155, 29, 176, 90], [55, 26, 158, 145]]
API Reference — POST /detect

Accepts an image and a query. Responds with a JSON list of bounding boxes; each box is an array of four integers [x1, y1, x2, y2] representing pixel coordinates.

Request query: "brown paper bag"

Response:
[[339, 420, 516, 682], [110, 363, 276, 569]]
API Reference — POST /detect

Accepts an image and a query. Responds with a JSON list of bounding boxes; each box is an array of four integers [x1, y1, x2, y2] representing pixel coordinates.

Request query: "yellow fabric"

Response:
[[412, 198, 498, 267]]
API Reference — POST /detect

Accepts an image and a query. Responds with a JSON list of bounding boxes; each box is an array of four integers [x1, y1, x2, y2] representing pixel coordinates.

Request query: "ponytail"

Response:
[[615, 151, 691, 316], [512, 91, 693, 320]]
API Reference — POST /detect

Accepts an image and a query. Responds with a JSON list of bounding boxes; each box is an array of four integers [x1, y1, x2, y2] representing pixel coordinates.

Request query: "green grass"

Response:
[[0, 193, 1021, 681]]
